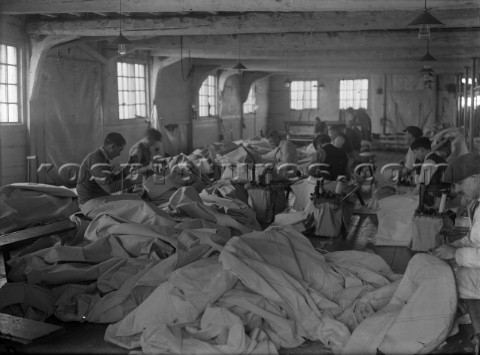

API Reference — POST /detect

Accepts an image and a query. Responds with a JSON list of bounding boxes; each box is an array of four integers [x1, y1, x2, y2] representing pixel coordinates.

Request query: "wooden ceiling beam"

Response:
[[0, 0, 475, 14], [25, 9, 479, 36], [192, 58, 470, 74], [119, 31, 480, 55], [146, 45, 480, 63]]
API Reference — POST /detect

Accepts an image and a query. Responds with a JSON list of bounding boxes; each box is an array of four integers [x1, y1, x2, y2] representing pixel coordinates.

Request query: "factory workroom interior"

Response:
[[1, 1, 480, 354]]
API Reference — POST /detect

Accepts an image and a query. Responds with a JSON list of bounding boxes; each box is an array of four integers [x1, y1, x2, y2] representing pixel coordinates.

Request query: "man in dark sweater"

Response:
[[411, 136, 447, 206], [328, 124, 354, 172], [311, 133, 349, 180], [76, 132, 142, 217]]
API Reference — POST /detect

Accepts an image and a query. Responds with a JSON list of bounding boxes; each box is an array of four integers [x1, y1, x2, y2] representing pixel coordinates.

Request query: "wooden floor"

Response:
[[0, 150, 476, 354]]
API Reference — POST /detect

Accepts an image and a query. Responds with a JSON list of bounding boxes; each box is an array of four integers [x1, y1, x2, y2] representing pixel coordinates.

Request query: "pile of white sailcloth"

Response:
[[1, 185, 457, 355], [105, 228, 456, 355]]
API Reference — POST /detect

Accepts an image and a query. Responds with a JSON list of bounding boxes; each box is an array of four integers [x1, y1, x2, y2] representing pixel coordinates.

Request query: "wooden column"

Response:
[[463, 67, 469, 132], [470, 58, 476, 150], [455, 73, 462, 127]]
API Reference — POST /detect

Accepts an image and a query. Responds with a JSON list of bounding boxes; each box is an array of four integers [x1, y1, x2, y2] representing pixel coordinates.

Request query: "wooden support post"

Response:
[[470, 58, 476, 151], [463, 67, 469, 133], [456, 73, 462, 127]]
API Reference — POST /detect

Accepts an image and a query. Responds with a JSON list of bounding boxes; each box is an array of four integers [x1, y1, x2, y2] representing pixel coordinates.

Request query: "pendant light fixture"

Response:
[[407, 0, 444, 40], [232, 35, 247, 74], [419, 39, 438, 62], [111, 0, 131, 55]]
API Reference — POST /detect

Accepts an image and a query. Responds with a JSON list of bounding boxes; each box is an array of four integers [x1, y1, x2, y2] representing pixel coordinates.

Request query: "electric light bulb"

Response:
[[418, 24, 430, 40], [118, 44, 127, 55]]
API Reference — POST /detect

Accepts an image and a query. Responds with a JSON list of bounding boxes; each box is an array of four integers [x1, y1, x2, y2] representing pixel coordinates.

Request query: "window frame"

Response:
[[198, 75, 218, 118], [290, 80, 318, 110], [339, 78, 369, 110], [0, 42, 23, 125], [116, 60, 149, 121]]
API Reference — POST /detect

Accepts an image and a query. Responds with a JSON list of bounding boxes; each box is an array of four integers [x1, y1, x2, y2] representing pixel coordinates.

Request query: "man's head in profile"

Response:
[[266, 130, 281, 148]]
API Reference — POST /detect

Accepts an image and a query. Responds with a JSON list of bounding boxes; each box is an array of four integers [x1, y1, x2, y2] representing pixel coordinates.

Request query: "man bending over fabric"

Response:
[[310, 133, 349, 180], [411, 137, 446, 184], [128, 128, 164, 169], [76, 132, 144, 217], [261, 130, 298, 164]]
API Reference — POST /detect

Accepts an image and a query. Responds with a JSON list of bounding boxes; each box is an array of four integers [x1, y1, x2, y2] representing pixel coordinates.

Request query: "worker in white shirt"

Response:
[[434, 153, 480, 299]]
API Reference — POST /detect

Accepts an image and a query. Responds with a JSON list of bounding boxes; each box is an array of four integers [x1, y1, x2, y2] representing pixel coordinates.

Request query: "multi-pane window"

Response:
[[0, 44, 19, 123], [290, 80, 318, 110], [339, 79, 368, 109], [198, 75, 217, 117], [243, 84, 256, 114], [117, 62, 147, 119]]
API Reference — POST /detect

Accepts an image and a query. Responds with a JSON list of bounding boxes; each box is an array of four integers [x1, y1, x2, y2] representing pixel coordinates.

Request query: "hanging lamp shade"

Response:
[[111, 33, 132, 45], [419, 40, 438, 62], [283, 78, 292, 88], [419, 51, 437, 62], [407, 9, 444, 27], [233, 62, 247, 71]]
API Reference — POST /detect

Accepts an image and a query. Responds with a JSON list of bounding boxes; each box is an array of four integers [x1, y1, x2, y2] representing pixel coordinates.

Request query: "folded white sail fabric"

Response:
[[105, 256, 238, 350], [79, 198, 177, 230], [139, 304, 278, 355], [143, 151, 219, 204], [1, 217, 456, 354], [202, 180, 238, 199], [217, 146, 251, 165], [6, 215, 179, 282], [143, 174, 181, 203], [375, 194, 419, 246], [200, 185, 261, 231], [104, 226, 455, 355], [1, 225, 230, 323], [343, 253, 456, 355], [0, 183, 79, 233], [272, 211, 314, 232], [169, 186, 260, 235]]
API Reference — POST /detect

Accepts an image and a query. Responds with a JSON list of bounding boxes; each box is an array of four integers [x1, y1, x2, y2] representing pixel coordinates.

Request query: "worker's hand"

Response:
[[434, 244, 456, 260], [129, 169, 145, 184], [135, 166, 153, 175]]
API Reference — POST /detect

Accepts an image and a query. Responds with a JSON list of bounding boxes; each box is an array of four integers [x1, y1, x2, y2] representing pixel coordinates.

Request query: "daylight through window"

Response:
[[117, 62, 147, 120], [0, 44, 19, 123]]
